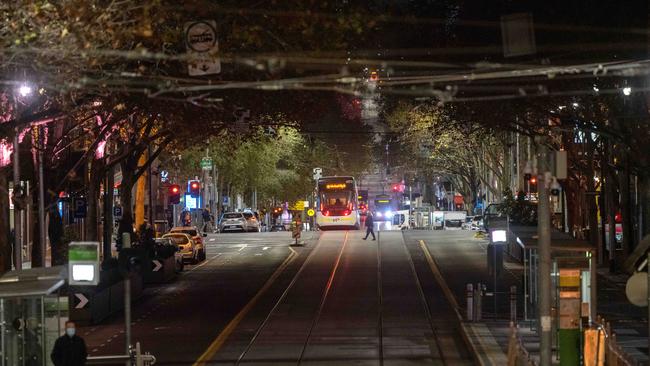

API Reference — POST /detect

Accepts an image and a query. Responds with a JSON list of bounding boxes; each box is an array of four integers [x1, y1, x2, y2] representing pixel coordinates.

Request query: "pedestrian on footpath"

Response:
[[363, 212, 376, 241], [51, 321, 87, 366]]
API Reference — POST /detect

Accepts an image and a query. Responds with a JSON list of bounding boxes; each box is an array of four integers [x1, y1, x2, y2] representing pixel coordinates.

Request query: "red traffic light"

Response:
[[189, 180, 200, 197], [168, 184, 181, 204]]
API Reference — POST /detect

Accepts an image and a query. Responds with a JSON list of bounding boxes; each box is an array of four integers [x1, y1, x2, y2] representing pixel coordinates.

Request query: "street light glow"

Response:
[[18, 84, 32, 97], [623, 87, 632, 96]]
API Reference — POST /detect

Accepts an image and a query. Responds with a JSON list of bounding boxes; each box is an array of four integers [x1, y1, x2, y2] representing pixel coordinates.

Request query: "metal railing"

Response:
[[507, 322, 537, 366], [466, 283, 518, 321], [87, 342, 156, 365]]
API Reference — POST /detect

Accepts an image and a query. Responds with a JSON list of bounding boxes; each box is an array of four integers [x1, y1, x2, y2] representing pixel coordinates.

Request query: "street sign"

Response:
[[74, 293, 89, 309], [201, 157, 213, 170], [160, 170, 169, 182], [68, 242, 100, 286], [185, 20, 220, 76], [312, 167, 322, 180], [307, 209, 315, 217], [113, 206, 123, 218], [222, 196, 230, 206], [152, 259, 162, 272], [73, 197, 87, 218]]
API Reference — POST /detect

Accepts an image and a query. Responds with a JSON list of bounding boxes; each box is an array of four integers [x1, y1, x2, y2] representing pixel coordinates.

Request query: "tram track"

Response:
[[230, 230, 469, 365]]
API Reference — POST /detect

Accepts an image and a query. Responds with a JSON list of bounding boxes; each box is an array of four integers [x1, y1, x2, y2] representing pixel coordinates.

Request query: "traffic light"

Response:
[[169, 184, 181, 204], [189, 180, 200, 197], [392, 184, 399, 192]]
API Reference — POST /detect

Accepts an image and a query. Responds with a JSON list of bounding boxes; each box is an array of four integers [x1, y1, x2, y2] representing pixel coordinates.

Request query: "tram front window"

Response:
[[320, 191, 353, 215]]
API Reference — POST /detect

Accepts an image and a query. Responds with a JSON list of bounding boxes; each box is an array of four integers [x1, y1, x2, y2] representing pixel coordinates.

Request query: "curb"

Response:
[[418, 239, 505, 366]]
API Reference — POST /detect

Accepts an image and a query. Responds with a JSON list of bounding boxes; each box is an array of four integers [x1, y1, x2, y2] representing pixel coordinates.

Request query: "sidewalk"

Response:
[[415, 230, 648, 366], [464, 252, 648, 365]]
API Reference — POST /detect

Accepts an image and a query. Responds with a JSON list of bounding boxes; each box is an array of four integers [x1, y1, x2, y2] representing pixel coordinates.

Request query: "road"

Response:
[[80, 230, 474, 365]]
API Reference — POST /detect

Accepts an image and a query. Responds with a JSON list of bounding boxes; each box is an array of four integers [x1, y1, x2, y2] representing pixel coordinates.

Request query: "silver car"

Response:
[[219, 212, 261, 232]]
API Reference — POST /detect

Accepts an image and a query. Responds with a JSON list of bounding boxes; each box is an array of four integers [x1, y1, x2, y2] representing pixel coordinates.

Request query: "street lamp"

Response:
[[13, 82, 44, 270], [18, 84, 33, 97], [622, 86, 632, 96]]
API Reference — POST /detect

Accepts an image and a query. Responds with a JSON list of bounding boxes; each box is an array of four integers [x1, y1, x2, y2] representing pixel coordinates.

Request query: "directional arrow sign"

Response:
[[75, 293, 89, 309], [152, 260, 162, 272]]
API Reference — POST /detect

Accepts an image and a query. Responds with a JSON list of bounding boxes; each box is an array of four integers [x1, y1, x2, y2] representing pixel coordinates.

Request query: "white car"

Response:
[[219, 212, 260, 232]]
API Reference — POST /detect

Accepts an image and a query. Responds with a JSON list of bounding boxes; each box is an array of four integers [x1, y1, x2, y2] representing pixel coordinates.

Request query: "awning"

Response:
[[0, 266, 66, 298]]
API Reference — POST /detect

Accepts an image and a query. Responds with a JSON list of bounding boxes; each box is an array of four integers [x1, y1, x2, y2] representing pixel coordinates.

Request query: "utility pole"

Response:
[[103, 166, 114, 263], [12, 121, 22, 270], [37, 126, 46, 266], [537, 140, 553, 365], [147, 145, 154, 226]]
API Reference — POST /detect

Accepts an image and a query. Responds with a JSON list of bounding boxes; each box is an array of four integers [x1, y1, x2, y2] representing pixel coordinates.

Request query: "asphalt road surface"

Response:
[[80, 230, 474, 365]]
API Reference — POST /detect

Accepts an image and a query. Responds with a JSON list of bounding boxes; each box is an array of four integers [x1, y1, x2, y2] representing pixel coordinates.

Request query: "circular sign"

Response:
[[307, 209, 315, 217], [185, 21, 217, 53], [625, 272, 648, 307]]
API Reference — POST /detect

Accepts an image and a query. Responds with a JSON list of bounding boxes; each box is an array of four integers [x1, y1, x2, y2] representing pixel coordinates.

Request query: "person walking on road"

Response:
[[51, 321, 87, 366], [363, 212, 376, 240]]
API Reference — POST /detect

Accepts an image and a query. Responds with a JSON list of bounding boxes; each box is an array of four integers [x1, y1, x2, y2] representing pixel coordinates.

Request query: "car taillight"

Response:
[[343, 210, 351, 216], [323, 210, 330, 216]]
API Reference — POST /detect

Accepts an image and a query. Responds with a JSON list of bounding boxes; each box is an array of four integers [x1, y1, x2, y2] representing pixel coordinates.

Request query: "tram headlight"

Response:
[[376, 212, 383, 218], [385, 211, 394, 219]]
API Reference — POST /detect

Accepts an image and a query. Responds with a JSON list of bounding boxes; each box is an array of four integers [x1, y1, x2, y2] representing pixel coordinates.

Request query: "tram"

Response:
[[373, 194, 394, 221], [316, 176, 360, 230]]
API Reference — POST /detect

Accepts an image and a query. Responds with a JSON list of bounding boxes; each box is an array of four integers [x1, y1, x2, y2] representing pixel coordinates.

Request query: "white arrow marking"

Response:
[[152, 260, 162, 272], [75, 294, 88, 309]]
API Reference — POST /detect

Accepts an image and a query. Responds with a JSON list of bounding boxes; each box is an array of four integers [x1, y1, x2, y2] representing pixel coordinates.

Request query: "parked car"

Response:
[[270, 224, 287, 232], [242, 211, 261, 232], [169, 226, 206, 261], [161, 233, 202, 264], [219, 212, 260, 232], [155, 237, 184, 272]]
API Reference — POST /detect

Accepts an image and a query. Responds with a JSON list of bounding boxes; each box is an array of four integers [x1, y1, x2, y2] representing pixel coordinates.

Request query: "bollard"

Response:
[[474, 283, 482, 321], [466, 283, 474, 321], [510, 285, 517, 322]]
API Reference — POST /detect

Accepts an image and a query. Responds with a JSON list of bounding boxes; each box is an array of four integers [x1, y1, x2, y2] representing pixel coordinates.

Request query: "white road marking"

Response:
[[209, 238, 216, 242], [263, 246, 269, 250], [238, 244, 247, 251]]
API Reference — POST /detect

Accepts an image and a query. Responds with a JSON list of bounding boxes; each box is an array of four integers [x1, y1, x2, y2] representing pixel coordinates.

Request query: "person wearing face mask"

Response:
[[51, 321, 87, 366]]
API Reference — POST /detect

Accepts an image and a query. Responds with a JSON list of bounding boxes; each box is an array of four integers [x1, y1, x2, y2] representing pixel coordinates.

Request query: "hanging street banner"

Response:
[[185, 20, 221, 76]]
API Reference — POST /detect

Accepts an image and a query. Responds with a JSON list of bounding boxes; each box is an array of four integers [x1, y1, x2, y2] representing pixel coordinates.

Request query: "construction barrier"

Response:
[[583, 316, 637, 366]]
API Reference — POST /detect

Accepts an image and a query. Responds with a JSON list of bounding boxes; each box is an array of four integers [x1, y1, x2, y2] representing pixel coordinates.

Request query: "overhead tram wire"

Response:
[[157, 4, 650, 36]]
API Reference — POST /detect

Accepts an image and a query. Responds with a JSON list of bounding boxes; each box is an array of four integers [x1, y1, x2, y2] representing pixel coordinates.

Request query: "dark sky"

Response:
[[357, 0, 648, 64]]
